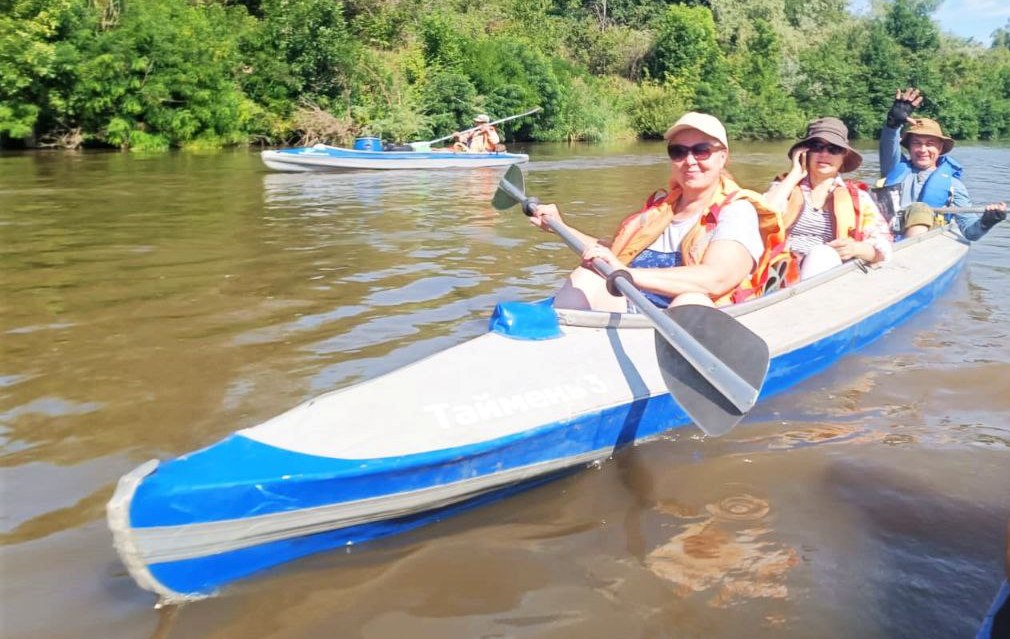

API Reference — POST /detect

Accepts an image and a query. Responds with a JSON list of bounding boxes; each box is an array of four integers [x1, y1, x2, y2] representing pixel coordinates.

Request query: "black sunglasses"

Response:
[[667, 142, 723, 161], [806, 141, 846, 155]]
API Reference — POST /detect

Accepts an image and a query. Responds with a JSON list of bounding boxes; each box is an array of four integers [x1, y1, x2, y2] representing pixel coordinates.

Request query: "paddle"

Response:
[[492, 165, 771, 437], [933, 206, 1005, 214], [410, 107, 542, 151]]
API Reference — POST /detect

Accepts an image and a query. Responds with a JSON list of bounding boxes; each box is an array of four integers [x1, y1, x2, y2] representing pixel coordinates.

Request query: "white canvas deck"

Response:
[[242, 229, 968, 459]]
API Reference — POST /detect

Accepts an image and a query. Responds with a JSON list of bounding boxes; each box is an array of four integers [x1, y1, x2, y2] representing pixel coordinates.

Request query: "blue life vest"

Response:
[[883, 155, 963, 208]]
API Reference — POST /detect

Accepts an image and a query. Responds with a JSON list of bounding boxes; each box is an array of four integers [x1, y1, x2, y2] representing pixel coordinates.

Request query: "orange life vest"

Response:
[[457, 127, 499, 153], [782, 179, 867, 242], [608, 176, 792, 306]]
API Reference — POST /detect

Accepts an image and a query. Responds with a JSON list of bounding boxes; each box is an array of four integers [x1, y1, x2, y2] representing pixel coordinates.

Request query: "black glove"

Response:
[[886, 98, 916, 129], [980, 208, 1007, 231]]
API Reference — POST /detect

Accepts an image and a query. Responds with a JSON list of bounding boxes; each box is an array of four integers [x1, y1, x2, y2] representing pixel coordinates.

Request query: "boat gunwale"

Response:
[[555, 225, 967, 330]]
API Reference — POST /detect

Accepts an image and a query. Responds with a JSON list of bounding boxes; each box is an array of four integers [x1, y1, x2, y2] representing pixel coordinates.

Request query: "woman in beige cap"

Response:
[[528, 112, 783, 311], [764, 117, 891, 280]]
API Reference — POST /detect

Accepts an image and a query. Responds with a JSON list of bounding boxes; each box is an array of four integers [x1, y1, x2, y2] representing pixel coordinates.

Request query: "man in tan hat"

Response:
[[452, 114, 500, 153], [879, 87, 1006, 239]]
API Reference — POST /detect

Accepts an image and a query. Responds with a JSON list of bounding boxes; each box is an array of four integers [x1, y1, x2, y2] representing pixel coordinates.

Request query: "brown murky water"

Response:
[[1, 141, 1008, 639]]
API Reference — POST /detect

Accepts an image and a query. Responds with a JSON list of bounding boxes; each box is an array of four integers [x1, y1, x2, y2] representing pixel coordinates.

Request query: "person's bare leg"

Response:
[[669, 292, 714, 308], [799, 244, 844, 280], [904, 224, 929, 237], [553, 266, 628, 312]]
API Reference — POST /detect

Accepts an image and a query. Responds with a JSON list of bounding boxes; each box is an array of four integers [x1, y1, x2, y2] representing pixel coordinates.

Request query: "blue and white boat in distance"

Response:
[[107, 228, 969, 603], [260, 142, 528, 171]]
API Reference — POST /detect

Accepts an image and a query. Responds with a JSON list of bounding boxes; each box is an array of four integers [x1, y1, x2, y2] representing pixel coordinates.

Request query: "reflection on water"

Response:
[[0, 144, 1008, 639], [261, 167, 503, 219], [647, 517, 799, 607]]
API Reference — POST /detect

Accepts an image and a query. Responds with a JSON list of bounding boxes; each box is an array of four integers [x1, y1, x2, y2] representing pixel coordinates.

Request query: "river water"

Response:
[[1, 140, 1008, 639]]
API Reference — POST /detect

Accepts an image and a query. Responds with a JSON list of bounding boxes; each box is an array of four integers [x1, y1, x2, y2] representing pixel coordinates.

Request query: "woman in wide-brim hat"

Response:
[[765, 117, 892, 280]]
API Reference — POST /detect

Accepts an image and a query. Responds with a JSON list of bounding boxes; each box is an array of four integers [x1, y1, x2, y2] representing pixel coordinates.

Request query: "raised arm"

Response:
[[764, 149, 807, 211], [880, 88, 924, 177]]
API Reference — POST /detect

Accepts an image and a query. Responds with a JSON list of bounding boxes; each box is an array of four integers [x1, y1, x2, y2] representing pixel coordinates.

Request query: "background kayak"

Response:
[[261, 145, 529, 171]]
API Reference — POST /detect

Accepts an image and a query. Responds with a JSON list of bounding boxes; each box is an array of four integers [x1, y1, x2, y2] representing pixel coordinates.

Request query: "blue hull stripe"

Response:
[[146, 470, 575, 596], [274, 147, 524, 161], [133, 256, 964, 595]]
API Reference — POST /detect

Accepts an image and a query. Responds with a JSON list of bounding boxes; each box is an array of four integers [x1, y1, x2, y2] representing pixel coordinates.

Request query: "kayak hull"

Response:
[[261, 145, 529, 171], [108, 230, 969, 602], [977, 580, 1010, 639]]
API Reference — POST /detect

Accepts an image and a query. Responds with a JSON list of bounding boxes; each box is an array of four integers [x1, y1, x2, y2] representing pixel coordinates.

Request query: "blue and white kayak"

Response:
[[107, 229, 969, 603], [977, 579, 1009, 639], [261, 144, 528, 171]]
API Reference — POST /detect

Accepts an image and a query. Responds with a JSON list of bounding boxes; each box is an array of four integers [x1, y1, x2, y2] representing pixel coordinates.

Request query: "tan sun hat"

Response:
[[664, 112, 729, 150], [901, 118, 954, 155], [787, 117, 862, 173], [474, 114, 491, 123]]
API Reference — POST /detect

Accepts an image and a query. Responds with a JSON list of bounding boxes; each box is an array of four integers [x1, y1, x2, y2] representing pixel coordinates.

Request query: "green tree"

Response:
[[992, 19, 1010, 50], [55, 0, 256, 149], [0, 0, 90, 140], [253, 0, 362, 101], [883, 0, 940, 51], [645, 5, 722, 83], [730, 20, 804, 138]]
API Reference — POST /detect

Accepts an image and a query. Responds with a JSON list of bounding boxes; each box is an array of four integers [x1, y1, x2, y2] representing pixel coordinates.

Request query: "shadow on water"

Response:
[[826, 458, 1006, 638], [606, 321, 651, 450]]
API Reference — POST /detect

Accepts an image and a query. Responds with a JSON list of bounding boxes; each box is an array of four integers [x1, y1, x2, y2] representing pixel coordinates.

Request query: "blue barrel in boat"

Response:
[[352, 137, 383, 152]]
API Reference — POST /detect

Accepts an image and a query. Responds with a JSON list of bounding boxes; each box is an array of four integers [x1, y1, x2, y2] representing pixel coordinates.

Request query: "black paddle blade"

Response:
[[655, 305, 770, 437], [492, 165, 526, 211]]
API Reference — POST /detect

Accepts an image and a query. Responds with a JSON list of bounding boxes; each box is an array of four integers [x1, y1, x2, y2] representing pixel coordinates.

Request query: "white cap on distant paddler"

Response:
[[663, 112, 729, 150], [474, 114, 491, 123]]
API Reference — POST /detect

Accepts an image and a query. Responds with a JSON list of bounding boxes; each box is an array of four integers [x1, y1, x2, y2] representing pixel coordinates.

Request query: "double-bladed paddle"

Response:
[[492, 165, 770, 437], [410, 108, 542, 151]]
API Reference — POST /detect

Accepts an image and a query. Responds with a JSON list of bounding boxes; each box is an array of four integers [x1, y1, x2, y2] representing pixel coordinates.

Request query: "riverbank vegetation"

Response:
[[3, 0, 1010, 150]]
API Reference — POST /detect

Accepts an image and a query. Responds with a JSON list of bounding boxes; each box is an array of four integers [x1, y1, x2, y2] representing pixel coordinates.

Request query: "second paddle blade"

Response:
[[492, 165, 526, 211], [654, 304, 770, 437]]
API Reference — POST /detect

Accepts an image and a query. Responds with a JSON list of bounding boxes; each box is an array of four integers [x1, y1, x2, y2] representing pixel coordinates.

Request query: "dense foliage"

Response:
[[3, 0, 1009, 149]]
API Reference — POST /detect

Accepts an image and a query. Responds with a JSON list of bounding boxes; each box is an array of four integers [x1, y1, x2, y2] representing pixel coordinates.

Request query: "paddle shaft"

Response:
[[426, 108, 542, 145], [933, 206, 1001, 214], [497, 179, 760, 413]]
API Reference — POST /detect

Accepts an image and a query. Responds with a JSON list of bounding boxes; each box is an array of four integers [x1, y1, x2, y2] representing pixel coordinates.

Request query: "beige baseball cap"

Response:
[[474, 114, 491, 123], [663, 112, 729, 150]]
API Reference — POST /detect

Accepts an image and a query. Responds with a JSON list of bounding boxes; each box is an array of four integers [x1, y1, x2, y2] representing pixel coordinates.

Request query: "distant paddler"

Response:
[[409, 107, 541, 152], [450, 114, 500, 153]]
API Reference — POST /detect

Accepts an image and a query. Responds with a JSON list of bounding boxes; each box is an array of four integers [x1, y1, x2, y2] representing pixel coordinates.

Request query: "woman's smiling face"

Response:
[[668, 129, 727, 191], [805, 138, 845, 180]]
